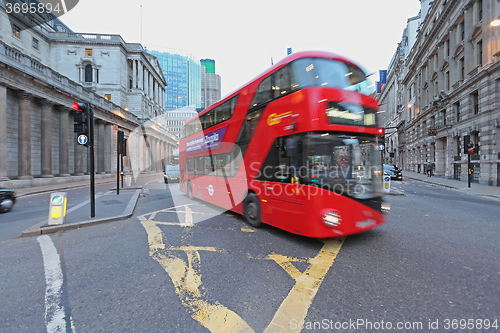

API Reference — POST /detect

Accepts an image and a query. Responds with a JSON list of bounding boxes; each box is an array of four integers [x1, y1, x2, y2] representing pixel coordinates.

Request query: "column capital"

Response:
[[17, 91, 34, 101], [59, 105, 72, 114], [39, 99, 56, 108]]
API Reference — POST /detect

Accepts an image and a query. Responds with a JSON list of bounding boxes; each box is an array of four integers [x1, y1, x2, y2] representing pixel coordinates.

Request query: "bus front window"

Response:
[[292, 58, 375, 96], [303, 133, 382, 198]]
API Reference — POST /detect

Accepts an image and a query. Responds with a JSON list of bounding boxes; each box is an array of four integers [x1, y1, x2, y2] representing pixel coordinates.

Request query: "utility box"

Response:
[[48, 192, 67, 225]]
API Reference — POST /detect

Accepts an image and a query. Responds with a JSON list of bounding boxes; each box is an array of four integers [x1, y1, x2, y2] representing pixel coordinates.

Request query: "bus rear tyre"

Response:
[[243, 193, 262, 228], [187, 181, 193, 199]]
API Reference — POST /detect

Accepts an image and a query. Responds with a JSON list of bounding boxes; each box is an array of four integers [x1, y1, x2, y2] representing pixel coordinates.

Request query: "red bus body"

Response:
[[179, 51, 386, 238]]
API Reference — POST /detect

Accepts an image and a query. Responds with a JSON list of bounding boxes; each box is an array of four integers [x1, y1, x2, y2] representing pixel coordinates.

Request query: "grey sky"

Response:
[[62, 0, 421, 97]]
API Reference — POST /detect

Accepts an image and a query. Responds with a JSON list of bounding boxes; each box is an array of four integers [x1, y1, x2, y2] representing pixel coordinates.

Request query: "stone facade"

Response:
[[380, 0, 500, 187], [0, 4, 177, 188]]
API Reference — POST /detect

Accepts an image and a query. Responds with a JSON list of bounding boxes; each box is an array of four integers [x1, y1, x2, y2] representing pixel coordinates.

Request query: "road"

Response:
[[1, 178, 499, 332]]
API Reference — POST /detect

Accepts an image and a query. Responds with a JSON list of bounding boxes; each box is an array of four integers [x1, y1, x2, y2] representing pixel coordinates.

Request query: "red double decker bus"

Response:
[[179, 51, 387, 238]]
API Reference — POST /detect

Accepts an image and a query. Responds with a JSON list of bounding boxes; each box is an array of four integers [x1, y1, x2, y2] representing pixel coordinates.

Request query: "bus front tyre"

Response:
[[243, 193, 262, 228], [187, 181, 193, 199]]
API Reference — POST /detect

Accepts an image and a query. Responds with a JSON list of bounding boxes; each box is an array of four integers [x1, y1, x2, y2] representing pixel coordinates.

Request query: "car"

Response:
[[164, 164, 180, 183], [0, 188, 16, 213], [383, 164, 403, 181]]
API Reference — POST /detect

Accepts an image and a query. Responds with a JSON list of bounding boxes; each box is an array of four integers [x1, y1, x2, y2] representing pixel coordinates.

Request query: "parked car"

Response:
[[164, 164, 180, 183], [383, 164, 403, 181], [0, 188, 16, 213]]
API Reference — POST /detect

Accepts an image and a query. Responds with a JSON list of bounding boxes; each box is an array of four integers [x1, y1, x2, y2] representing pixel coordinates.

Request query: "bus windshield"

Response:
[[301, 133, 382, 198], [292, 58, 375, 96]]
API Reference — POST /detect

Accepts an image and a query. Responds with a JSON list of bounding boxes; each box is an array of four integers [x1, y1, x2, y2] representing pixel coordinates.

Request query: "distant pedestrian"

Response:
[[426, 162, 433, 177]]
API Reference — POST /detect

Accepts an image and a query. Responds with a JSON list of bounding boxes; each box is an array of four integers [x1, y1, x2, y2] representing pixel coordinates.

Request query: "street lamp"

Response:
[[491, 17, 500, 27]]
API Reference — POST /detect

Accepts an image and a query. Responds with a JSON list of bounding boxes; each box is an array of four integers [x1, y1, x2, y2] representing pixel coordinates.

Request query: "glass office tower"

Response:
[[146, 46, 201, 108]]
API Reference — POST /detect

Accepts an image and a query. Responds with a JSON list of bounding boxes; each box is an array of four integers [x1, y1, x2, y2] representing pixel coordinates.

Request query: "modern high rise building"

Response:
[[201, 59, 221, 109], [146, 46, 201, 109]]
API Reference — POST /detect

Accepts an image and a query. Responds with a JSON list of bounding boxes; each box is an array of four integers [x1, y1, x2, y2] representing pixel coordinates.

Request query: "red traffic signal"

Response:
[[72, 102, 87, 112], [468, 146, 478, 155], [73, 102, 91, 141]]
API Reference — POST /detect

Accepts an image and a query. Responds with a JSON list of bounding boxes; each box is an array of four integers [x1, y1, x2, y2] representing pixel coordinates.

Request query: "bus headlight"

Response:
[[323, 211, 341, 227]]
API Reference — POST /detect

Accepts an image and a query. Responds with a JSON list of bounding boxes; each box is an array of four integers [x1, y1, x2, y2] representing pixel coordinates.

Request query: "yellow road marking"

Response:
[[263, 237, 346, 333], [241, 227, 255, 233], [142, 220, 255, 333], [140, 206, 346, 333]]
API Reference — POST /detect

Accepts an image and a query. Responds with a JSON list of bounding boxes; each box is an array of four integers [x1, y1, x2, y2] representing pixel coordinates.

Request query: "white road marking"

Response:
[[37, 235, 75, 333]]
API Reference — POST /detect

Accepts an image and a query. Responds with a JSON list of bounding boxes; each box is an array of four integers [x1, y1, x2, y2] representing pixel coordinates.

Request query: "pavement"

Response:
[[14, 173, 163, 237], [393, 170, 500, 199]]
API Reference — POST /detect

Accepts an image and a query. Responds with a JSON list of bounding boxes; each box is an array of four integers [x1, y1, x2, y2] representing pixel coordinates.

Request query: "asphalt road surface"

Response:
[[1, 178, 499, 332]]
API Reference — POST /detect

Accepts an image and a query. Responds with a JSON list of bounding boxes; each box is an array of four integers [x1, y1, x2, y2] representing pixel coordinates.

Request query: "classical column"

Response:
[[149, 75, 152, 99], [17, 91, 33, 180], [133, 60, 137, 89], [156, 139, 161, 171], [0, 84, 9, 180], [97, 119, 106, 173], [138, 61, 143, 91], [40, 99, 55, 178], [149, 137, 155, 172], [74, 130, 85, 176], [59, 106, 71, 177], [104, 122, 112, 173]]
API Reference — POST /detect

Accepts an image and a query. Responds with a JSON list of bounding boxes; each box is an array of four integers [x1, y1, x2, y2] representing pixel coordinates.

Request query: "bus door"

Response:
[[261, 137, 306, 234]]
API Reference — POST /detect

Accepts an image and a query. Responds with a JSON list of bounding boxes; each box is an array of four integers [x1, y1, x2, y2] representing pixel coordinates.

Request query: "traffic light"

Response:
[[468, 145, 478, 155], [73, 102, 90, 139], [122, 138, 127, 156], [463, 135, 470, 154]]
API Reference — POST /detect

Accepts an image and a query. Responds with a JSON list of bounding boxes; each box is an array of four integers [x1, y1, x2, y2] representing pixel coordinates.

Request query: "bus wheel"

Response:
[[243, 193, 262, 228], [187, 181, 193, 199]]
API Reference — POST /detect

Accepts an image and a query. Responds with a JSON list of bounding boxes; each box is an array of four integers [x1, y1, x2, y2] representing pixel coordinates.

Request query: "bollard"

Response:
[[48, 192, 67, 225], [383, 175, 391, 193]]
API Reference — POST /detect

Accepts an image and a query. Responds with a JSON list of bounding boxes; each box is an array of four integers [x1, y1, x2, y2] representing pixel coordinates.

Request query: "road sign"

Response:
[[78, 134, 88, 145], [383, 176, 390, 192]]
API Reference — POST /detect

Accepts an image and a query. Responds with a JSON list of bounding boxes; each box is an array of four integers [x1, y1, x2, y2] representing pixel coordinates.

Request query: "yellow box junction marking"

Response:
[[138, 206, 345, 333]]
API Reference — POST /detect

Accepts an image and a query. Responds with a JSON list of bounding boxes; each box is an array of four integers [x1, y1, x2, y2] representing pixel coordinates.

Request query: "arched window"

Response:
[[85, 64, 93, 82]]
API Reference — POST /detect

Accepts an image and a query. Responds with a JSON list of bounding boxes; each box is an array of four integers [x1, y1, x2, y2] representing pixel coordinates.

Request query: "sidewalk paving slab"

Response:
[[403, 171, 500, 199], [21, 188, 142, 237]]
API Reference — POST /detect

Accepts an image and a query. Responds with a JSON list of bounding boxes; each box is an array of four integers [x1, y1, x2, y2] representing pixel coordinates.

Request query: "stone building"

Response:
[[380, 0, 500, 186], [161, 107, 199, 139], [0, 3, 177, 188]]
